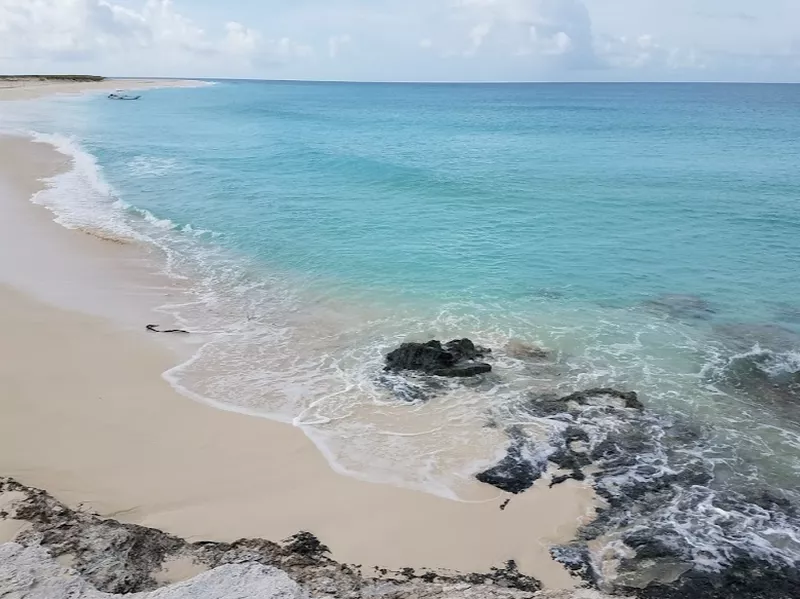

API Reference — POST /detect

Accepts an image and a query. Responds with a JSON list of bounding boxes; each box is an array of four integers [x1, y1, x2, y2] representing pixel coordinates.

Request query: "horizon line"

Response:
[[115, 76, 800, 85]]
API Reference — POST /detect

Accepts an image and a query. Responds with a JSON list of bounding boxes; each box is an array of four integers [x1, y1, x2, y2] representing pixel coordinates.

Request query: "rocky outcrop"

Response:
[[529, 388, 644, 416], [532, 387, 800, 599], [559, 388, 644, 410], [475, 428, 546, 494], [0, 478, 547, 599], [0, 544, 306, 599], [385, 339, 492, 378], [475, 389, 643, 494]]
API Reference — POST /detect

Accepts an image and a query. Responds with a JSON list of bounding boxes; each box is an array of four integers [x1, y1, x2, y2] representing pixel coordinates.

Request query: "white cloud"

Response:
[[328, 34, 352, 59], [0, 0, 798, 80], [0, 0, 313, 74], [223, 22, 259, 57], [452, 0, 599, 67]]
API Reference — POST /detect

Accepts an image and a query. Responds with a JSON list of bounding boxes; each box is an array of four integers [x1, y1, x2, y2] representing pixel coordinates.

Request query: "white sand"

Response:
[[0, 124, 598, 589]]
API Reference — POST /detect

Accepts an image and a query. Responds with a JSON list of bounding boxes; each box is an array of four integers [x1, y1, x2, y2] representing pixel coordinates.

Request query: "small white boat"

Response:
[[108, 92, 141, 100]]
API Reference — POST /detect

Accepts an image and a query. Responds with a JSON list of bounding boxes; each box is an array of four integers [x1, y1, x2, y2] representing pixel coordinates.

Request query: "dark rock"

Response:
[[560, 387, 644, 410], [476, 449, 542, 494], [747, 490, 797, 517], [434, 363, 493, 377], [643, 294, 716, 320], [550, 545, 596, 584], [623, 532, 679, 561], [499, 499, 511, 511], [528, 388, 643, 417], [631, 557, 800, 599], [549, 449, 585, 472], [384, 339, 492, 378], [564, 426, 590, 444], [444, 338, 490, 361], [385, 340, 453, 371], [590, 428, 651, 463], [284, 531, 330, 557], [526, 394, 574, 417], [486, 560, 542, 593], [549, 475, 571, 488], [571, 468, 586, 481], [475, 431, 544, 494]]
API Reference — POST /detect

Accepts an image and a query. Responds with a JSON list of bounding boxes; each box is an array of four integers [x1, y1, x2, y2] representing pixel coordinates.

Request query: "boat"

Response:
[[108, 92, 141, 100]]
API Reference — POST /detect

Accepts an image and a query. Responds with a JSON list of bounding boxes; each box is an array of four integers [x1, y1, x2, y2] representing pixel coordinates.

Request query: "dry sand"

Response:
[[0, 92, 598, 591], [0, 77, 206, 101]]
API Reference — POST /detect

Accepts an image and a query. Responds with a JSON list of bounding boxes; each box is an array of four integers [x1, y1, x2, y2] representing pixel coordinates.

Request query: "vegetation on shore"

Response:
[[0, 75, 105, 82]]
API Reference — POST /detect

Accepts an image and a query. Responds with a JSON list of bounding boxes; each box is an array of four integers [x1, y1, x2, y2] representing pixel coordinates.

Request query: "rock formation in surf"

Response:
[[475, 388, 643, 495], [475, 427, 546, 494], [385, 339, 492, 378]]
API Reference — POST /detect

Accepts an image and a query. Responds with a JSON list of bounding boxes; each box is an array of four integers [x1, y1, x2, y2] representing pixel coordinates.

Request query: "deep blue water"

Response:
[[3, 82, 800, 580]]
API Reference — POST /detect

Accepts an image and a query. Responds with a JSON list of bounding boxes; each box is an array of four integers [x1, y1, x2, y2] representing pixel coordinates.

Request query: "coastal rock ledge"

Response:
[[0, 477, 616, 599]]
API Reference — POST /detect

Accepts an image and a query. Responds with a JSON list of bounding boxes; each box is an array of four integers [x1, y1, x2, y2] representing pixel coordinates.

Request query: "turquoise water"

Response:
[[13, 82, 800, 319], [3, 82, 800, 575]]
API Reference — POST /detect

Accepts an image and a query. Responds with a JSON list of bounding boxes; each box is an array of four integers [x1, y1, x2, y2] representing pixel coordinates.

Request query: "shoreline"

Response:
[[0, 77, 209, 101], [0, 92, 598, 591]]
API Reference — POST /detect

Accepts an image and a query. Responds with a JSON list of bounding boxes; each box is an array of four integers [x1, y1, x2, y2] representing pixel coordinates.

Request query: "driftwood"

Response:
[[146, 324, 190, 334]]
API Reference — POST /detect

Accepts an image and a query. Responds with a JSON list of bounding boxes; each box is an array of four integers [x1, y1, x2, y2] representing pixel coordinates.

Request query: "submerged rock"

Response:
[[385, 339, 492, 378], [714, 348, 800, 405], [714, 322, 800, 353], [559, 388, 644, 411], [505, 340, 551, 361], [633, 557, 800, 599], [643, 294, 716, 321], [528, 388, 644, 417]]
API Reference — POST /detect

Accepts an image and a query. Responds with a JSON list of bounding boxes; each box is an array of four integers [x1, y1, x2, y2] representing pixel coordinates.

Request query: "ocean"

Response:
[[2, 81, 800, 588]]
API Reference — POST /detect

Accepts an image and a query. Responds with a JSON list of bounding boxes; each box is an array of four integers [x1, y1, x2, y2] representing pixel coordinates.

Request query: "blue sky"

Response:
[[1, 0, 798, 82]]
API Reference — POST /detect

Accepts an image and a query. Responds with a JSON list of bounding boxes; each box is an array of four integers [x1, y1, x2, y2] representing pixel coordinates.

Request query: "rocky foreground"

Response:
[[0, 478, 614, 599], [382, 338, 800, 599], [3, 332, 798, 599]]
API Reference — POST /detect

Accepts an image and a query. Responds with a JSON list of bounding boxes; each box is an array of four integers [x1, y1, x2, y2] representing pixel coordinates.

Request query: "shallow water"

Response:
[[2, 82, 800, 581]]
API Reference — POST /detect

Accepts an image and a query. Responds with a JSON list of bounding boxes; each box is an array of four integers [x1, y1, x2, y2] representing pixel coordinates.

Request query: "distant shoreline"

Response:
[[0, 75, 105, 82], [0, 77, 208, 101]]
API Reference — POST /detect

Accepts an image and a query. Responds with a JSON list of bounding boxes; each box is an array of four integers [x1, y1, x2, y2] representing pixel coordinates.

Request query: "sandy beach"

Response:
[[0, 80, 598, 593], [0, 77, 206, 101]]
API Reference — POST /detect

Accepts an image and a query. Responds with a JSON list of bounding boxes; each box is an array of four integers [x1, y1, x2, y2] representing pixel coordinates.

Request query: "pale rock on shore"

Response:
[[0, 479, 618, 599]]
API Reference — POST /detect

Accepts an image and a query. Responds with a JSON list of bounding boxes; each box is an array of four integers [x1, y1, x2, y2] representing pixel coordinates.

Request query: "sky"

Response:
[[1, 0, 798, 82]]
